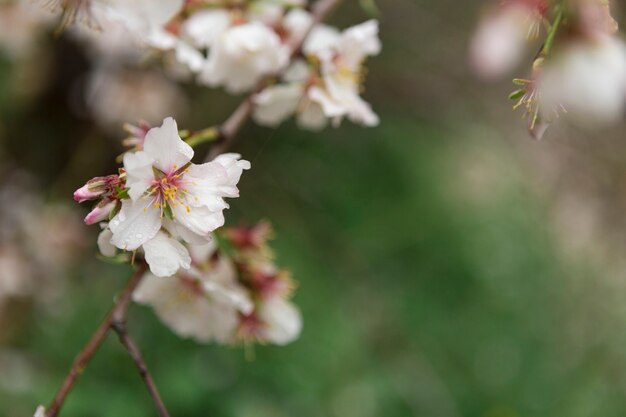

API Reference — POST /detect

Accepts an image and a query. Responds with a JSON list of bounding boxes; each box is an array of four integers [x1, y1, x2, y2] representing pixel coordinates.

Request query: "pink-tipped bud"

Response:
[[74, 184, 102, 203], [74, 175, 120, 203], [84, 201, 116, 225]]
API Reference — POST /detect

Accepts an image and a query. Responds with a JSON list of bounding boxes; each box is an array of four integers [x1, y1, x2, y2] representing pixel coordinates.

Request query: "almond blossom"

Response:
[[539, 35, 626, 129], [470, 0, 548, 80], [76, 117, 250, 277], [198, 20, 290, 93], [253, 18, 381, 130], [133, 241, 253, 343]]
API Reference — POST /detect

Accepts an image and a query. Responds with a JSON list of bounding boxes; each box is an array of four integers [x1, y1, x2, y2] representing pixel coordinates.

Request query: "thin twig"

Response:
[[45, 262, 148, 417], [111, 322, 170, 417], [205, 0, 345, 160]]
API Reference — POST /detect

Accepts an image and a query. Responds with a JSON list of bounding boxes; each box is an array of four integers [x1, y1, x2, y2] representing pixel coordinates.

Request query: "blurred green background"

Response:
[[3, 1, 626, 416]]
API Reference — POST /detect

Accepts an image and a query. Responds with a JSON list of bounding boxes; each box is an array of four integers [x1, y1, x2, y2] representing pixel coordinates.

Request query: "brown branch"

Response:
[[111, 322, 170, 417], [205, 0, 345, 161], [45, 262, 148, 417]]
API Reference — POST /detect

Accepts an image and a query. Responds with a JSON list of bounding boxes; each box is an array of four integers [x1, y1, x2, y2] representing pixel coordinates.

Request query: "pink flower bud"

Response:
[[74, 175, 121, 203], [73, 184, 102, 203], [84, 201, 116, 225]]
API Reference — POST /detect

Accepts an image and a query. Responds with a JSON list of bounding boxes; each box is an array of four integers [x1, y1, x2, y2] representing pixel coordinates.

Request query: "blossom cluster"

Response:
[[75, 117, 250, 279], [133, 222, 302, 345], [36, 0, 382, 131], [470, 0, 626, 139]]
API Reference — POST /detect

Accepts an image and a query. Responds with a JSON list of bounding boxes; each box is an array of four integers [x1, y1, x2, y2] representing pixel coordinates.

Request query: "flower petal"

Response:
[[259, 298, 302, 345], [97, 228, 117, 257], [172, 203, 224, 236], [109, 199, 161, 251], [143, 232, 191, 277], [143, 117, 194, 173], [123, 151, 155, 201]]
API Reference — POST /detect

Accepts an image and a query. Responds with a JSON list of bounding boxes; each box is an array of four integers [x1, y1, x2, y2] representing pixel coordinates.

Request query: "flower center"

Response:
[[146, 167, 193, 218]]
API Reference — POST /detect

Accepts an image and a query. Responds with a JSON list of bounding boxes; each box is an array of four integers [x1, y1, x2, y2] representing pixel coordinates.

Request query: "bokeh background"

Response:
[[3, 0, 626, 416]]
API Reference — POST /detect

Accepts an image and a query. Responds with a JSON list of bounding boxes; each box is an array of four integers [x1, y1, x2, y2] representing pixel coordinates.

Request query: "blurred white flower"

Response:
[[34, 405, 46, 417], [85, 68, 189, 130], [105, 117, 250, 276], [199, 21, 289, 93], [0, 175, 85, 311], [254, 19, 381, 129], [38, 0, 183, 38], [133, 242, 253, 343], [470, 0, 546, 80], [540, 36, 626, 128], [258, 297, 302, 345]]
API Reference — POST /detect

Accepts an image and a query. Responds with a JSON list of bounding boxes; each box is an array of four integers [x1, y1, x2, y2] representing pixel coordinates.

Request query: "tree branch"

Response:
[[205, 0, 345, 161], [45, 262, 148, 417], [111, 321, 170, 417]]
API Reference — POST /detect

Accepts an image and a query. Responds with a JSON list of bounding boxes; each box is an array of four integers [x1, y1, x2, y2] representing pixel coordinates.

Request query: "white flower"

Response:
[[86, 68, 188, 130], [199, 21, 289, 93], [253, 83, 303, 127], [183, 9, 232, 49], [34, 405, 46, 417], [253, 20, 381, 129], [133, 243, 253, 343], [470, 1, 544, 80], [143, 231, 191, 277], [258, 297, 302, 345], [540, 36, 626, 128], [105, 117, 250, 276]]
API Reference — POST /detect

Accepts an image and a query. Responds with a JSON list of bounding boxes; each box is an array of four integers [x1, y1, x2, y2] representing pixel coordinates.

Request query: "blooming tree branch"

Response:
[[38, 1, 360, 416], [205, 0, 345, 161]]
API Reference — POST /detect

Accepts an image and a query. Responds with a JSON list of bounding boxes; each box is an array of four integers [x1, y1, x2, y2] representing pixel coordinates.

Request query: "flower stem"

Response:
[[185, 127, 220, 148], [541, 4, 564, 58]]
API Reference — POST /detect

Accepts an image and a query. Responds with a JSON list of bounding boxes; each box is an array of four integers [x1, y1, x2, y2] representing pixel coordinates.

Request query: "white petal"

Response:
[[253, 84, 303, 127], [283, 8, 313, 44], [308, 86, 345, 118], [182, 9, 231, 48], [185, 155, 250, 210], [163, 219, 210, 245], [34, 406, 46, 417], [175, 41, 205, 73], [260, 298, 302, 345], [297, 98, 328, 130], [212, 153, 251, 184], [338, 19, 381, 68], [172, 203, 224, 236], [133, 272, 240, 343], [109, 199, 161, 251], [303, 24, 341, 55], [123, 151, 155, 201], [143, 117, 194, 173], [187, 240, 218, 264], [202, 280, 254, 314], [97, 228, 117, 257], [143, 232, 191, 277]]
